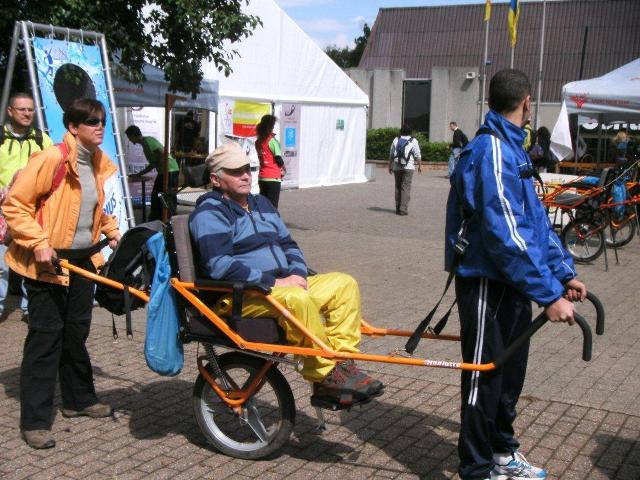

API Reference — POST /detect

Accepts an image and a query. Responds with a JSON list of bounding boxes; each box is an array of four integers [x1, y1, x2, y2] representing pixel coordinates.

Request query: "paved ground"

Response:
[[1, 168, 639, 480]]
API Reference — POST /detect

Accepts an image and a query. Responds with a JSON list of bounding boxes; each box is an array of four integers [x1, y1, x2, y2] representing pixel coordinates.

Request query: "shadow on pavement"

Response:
[[368, 206, 397, 214], [590, 432, 640, 479], [284, 396, 458, 479]]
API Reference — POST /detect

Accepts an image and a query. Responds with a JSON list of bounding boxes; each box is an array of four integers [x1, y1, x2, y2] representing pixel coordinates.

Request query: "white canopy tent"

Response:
[[202, 0, 369, 188], [551, 59, 640, 161]]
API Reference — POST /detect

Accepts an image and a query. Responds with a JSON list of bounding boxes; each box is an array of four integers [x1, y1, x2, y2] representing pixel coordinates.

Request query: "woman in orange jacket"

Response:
[[3, 98, 121, 450]]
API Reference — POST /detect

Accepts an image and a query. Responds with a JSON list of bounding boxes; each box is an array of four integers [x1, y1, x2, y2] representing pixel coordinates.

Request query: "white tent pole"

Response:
[[0, 23, 21, 123], [100, 34, 136, 227], [21, 22, 46, 132], [534, 0, 547, 130], [478, 15, 490, 128]]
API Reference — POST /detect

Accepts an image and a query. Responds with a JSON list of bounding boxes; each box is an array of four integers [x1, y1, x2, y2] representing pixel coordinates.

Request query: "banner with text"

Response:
[[280, 103, 300, 189]]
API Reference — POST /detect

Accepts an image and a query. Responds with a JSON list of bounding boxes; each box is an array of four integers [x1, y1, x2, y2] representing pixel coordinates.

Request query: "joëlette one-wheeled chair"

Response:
[[58, 213, 603, 461]]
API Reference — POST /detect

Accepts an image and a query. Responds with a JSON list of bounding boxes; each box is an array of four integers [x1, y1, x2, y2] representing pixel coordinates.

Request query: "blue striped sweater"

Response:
[[189, 191, 307, 286]]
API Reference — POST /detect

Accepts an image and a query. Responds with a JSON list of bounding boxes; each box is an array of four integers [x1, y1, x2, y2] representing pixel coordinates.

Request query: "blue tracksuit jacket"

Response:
[[189, 190, 307, 286], [444, 110, 576, 306]]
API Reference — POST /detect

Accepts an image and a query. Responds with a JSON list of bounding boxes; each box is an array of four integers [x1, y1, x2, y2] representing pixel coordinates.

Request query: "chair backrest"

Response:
[[170, 214, 196, 283], [180, 163, 209, 189], [598, 167, 612, 187]]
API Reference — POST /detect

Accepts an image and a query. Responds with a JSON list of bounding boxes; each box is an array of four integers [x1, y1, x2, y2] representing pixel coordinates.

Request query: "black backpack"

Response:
[[95, 221, 165, 338], [0, 126, 44, 150]]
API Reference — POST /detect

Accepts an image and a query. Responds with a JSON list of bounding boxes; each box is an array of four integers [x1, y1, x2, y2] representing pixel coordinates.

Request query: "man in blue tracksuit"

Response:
[[445, 70, 587, 480]]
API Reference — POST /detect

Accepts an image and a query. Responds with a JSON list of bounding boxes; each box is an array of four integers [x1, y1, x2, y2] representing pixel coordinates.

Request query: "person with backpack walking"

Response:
[[3, 98, 122, 449], [447, 121, 469, 178], [445, 70, 586, 480], [388, 125, 422, 216], [0, 92, 53, 322]]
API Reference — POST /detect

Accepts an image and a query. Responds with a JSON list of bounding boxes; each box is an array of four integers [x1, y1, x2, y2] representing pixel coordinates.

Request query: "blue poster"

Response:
[[31, 37, 129, 237], [32, 38, 117, 160], [284, 127, 297, 148]]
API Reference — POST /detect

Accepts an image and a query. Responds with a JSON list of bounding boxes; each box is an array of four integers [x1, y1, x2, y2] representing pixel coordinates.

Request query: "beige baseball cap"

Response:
[[206, 142, 250, 173]]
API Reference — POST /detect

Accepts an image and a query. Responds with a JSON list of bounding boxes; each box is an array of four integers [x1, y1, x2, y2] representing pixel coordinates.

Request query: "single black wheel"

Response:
[[561, 220, 605, 263], [193, 352, 295, 460], [605, 215, 636, 247]]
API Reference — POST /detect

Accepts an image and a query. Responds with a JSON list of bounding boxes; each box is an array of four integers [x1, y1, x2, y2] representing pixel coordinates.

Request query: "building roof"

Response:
[[358, 0, 640, 102]]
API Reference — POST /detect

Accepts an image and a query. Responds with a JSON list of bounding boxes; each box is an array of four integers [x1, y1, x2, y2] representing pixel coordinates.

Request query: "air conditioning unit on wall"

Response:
[[465, 71, 477, 80]]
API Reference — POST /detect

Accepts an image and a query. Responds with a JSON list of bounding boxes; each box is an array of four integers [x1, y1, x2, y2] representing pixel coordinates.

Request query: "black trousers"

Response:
[[20, 259, 98, 431], [258, 180, 281, 209], [149, 171, 179, 221], [455, 276, 532, 480]]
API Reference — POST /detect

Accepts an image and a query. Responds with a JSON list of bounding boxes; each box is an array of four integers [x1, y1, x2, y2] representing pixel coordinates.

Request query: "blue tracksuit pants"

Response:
[[455, 276, 532, 480]]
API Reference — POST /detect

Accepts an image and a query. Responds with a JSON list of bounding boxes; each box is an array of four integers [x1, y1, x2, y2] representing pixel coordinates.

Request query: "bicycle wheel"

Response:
[[605, 218, 635, 247], [561, 220, 605, 263], [193, 352, 295, 460]]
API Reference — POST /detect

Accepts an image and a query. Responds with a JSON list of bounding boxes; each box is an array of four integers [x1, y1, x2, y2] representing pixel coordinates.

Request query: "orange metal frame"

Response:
[[60, 260, 500, 411]]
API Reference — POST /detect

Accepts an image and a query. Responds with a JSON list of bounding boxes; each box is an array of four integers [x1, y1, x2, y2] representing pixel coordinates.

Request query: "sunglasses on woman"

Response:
[[82, 117, 107, 127]]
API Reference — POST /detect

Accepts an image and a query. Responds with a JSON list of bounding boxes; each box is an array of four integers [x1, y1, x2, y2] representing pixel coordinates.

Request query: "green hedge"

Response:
[[366, 128, 449, 162]]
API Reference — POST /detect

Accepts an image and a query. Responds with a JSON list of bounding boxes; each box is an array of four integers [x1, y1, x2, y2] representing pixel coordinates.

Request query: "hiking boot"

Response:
[[21, 429, 55, 449], [337, 360, 384, 396], [312, 364, 372, 406], [61, 402, 112, 418], [491, 451, 547, 479]]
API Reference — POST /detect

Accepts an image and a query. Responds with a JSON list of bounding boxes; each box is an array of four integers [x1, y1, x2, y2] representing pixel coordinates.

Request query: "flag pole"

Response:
[[479, 16, 490, 127], [534, 0, 547, 129], [510, 48, 514, 68]]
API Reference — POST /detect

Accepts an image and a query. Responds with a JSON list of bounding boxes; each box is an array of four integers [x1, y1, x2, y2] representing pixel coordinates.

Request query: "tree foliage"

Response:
[[324, 23, 370, 69], [0, 0, 261, 96]]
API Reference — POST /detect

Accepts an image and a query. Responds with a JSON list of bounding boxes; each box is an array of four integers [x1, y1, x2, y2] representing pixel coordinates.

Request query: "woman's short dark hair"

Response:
[[256, 114, 277, 140], [63, 98, 105, 129], [488, 69, 531, 114], [400, 124, 412, 136]]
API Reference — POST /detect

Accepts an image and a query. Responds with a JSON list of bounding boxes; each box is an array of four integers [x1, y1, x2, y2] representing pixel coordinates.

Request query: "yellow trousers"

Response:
[[215, 272, 362, 382]]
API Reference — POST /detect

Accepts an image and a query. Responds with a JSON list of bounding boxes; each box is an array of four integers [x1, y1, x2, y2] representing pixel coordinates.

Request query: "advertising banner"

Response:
[[219, 99, 273, 193], [280, 103, 300, 189], [32, 37, 129, 236], [232, 101, 271, 137]]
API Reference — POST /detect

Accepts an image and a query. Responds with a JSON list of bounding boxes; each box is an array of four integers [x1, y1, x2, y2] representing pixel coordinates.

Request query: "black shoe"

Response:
[[312, 364, 372, 406]]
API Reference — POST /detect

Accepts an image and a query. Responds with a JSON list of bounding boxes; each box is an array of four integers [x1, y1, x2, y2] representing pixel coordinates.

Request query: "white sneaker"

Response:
[[491, 451, 547, 479]]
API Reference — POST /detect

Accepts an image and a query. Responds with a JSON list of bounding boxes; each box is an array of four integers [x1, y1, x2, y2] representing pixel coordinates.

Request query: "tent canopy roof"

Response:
[[112, 61, 219, 111], [562, 58, 640, 122], [202, 0, 368, 107]]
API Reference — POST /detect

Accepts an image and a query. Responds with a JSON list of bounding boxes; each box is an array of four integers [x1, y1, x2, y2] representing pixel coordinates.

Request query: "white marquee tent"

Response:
[[202, 0, 369, 188], [551, 58, 640, 161]]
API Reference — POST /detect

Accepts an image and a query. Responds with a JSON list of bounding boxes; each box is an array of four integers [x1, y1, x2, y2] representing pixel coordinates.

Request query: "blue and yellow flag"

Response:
[[484, 0, 492, 22], [508, 0, 520, 47]]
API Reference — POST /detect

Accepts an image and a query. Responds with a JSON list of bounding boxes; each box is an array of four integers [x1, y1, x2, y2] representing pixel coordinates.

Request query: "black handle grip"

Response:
[[493, 311, 593, 369], [585, 292, 605, 335], [573, 313, 592, 361]]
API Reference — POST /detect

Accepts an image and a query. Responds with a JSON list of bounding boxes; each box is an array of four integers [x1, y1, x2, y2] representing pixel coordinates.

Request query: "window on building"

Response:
[[402, 80, 431, 138]]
